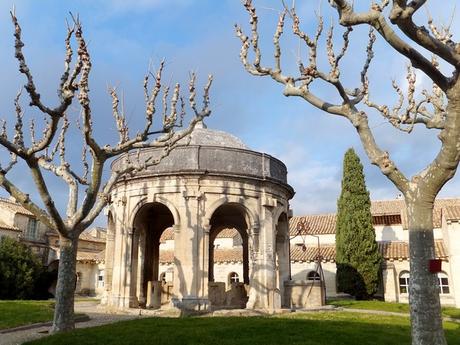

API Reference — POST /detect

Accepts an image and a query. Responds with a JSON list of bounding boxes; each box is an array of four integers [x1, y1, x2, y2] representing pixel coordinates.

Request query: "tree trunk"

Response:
[[50, 236, 78, 333], [406, 199, 446, 345]]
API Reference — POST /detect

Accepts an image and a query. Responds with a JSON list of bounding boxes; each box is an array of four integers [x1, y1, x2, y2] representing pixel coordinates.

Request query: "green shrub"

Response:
[[0, 237, 45, 299]]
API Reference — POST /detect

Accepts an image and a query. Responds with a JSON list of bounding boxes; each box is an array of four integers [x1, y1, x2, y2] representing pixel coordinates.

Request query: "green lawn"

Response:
[[328, 299, 460, 319], [0, 300, 55, 330], [26, 312, 460, 345]]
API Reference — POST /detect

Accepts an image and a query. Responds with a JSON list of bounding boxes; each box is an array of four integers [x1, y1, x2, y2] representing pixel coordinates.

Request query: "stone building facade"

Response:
[[0, 197, 50, 262], [153, 198, 460, 308], [288, 198, 459, 307], [0, 197, 106, 296]]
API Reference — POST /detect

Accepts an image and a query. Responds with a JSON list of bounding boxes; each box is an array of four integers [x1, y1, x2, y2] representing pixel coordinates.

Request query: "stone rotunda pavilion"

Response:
[[103, 121, 295, 311]]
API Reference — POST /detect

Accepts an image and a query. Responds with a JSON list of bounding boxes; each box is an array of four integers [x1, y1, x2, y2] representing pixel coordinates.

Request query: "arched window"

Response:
[[307, 271, 321, 281], [159, 272, 166, 283], [228, 272, 239, 285], [438, 272, 449, 294], [399, 271, 410, 294]]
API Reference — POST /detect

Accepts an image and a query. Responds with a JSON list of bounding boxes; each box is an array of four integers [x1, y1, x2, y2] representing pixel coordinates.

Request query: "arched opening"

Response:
[[275, 212, 290, 307], [307, 271, 321, 281], [131, 202, 174, 308], [399, 271, 410, 294], [208, 203, 249, 308], [228, 272, 240, 286]]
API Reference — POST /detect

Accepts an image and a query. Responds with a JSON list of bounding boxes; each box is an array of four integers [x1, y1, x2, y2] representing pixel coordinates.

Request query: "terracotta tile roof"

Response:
[[0, 197, 33, 216], [79, 231, 106, 243], [160, 228, 174, 242], [213, 248, 244, 262], [290, 244, 336, 262], [379, 240, 447, 260], [158, 241, 448, 264], [289, 214, 336, 236], [50, 246, 104, 263], [444, 206, 460, 221], [159, 250, 174, 263], [0, 219, 20, 231], [370, 199, 405, 215], [372, 215, 402, 226], [159, 227, 240, 243], [160, 248, 244, 264], [215, 228, 240, 238], [291, 198, 460, 231]]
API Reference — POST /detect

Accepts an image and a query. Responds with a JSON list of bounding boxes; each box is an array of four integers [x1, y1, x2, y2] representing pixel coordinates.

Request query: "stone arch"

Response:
[[129, 201, 176, 308], [208, 202, 251, 288], [203, 195, 258, 232], [275, 211, 290, 307], [129, 196, 180, 230]]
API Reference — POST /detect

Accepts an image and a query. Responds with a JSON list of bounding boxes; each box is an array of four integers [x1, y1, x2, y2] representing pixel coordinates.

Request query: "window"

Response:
[[26, 218, 38, 240], [228, 272, 239, 285], [438, 272, 449, 294], [160, 272, 166, 283], [97, 270, 104, 288], [399, 271, 410, 294], [307, 271, 321, 281]]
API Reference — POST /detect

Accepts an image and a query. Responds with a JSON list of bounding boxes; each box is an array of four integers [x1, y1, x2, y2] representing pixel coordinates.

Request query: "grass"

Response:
[[328, 299, 460, 319], [25, 312, 460, 345], [0, 300, 55, 330]]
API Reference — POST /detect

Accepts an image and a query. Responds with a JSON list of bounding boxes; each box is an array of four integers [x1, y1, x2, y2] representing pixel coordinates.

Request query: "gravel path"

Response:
[[0, 301, 140, 345]]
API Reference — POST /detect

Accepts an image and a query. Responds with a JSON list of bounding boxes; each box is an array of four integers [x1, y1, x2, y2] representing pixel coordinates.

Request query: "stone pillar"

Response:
[[101, 229, 115, 305], [246, 222, 261, 309], [276, 231, 291, 308], [136, 230, 146, 306], [171, 190, 208, 311], [260, 206, 278, 310], [201, 224, 211, 298], [124, 227, 136, 307], [383, 263, 397, 302], [109, 204, 130, 308], [129, 231, 139, 308]]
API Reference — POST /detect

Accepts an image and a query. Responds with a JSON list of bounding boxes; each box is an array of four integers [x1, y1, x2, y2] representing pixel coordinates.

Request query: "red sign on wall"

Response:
[[429, 259, 442, 273]]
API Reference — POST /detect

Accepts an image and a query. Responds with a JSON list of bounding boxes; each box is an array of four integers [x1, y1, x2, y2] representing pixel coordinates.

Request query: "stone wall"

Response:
[[284, 280, 325, 308]]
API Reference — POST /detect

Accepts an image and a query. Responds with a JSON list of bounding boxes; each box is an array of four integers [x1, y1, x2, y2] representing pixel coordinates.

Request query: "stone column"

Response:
[[109, 207, 129, 308], [129, 229, 139, 308], [383, 263, 397, 302], [101, 229, 115, 305], [172, 191, 208, 310], [136, 229, 146, 306], [201, 224, 211, 298], [260, 206, 278, 310], [246, 222, 261, 309], [123, 227, 136, 307]]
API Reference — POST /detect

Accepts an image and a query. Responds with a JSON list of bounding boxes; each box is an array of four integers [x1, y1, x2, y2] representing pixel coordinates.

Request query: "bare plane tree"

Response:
[[0, 12, 212, 332], [236, 1, 459, 344]]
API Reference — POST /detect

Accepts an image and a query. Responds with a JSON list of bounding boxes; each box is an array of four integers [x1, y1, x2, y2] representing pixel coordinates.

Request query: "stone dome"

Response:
[[111, 120, 293, 192], [177, 121, 249, 150]]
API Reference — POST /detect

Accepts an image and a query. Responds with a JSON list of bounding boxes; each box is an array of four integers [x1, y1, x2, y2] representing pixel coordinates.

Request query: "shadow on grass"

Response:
[[25, 313, 460, 345]]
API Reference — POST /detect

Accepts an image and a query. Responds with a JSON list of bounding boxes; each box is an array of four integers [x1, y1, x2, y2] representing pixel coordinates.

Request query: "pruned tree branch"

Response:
[[0, 13, 213, 238]]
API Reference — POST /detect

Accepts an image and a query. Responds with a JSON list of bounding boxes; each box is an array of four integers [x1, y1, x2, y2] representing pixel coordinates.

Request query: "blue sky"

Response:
[[0, 0, 459, 225]]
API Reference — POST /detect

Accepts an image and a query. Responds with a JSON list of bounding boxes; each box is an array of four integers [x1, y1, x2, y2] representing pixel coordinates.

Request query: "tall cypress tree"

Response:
[[336, 148, 382, 299]]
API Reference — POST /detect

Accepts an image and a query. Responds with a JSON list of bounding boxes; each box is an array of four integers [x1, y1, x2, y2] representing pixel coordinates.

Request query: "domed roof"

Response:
[[178, 121, 249, 149]]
